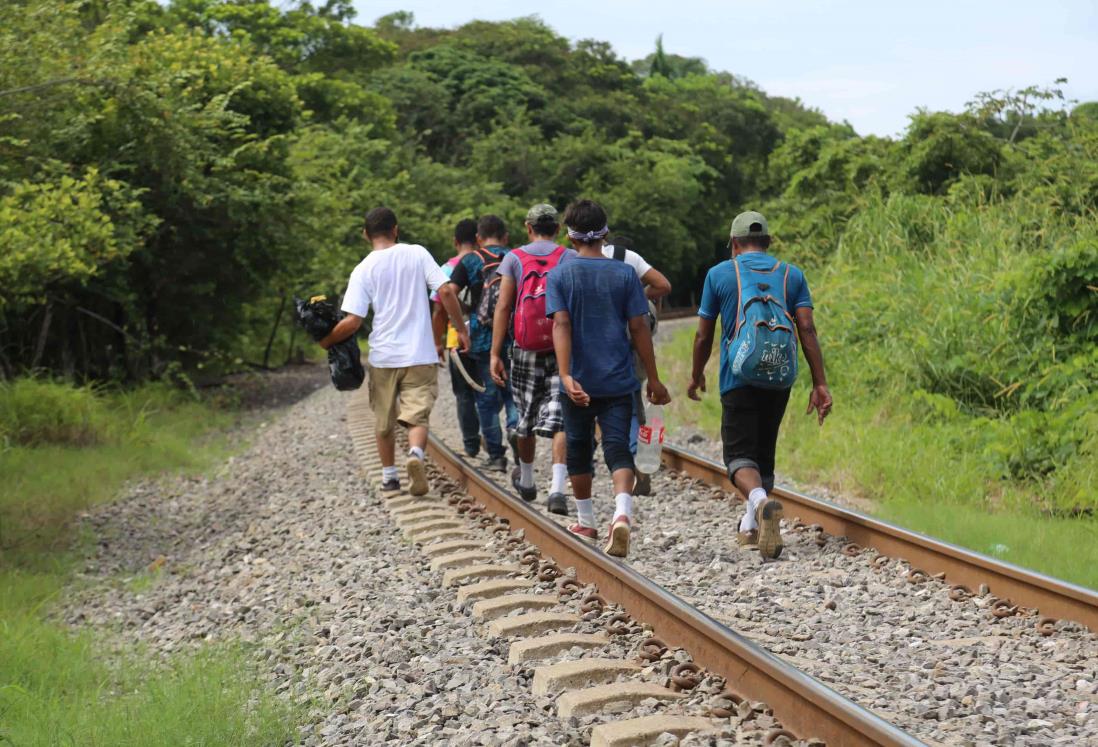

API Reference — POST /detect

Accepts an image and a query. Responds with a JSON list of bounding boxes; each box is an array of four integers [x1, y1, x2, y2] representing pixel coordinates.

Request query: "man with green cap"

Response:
[[688, 210, 832, 559]]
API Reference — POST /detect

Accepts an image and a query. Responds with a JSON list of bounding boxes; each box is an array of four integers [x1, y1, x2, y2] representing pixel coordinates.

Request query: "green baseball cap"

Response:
[[525, 203, 558, 223], [730, 210, 769, 238]]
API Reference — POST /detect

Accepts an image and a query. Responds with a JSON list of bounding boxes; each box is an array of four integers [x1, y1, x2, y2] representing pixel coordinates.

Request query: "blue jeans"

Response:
[[562, 394, 635, 476], [471, 352, 518, 459], [449, 352, 481, 456]]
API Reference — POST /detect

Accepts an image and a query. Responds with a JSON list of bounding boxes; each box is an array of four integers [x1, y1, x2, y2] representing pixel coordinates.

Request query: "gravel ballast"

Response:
[[67, 382, 583, 745], [64, 372, 796, 745], [430, 366, 1098, 747]]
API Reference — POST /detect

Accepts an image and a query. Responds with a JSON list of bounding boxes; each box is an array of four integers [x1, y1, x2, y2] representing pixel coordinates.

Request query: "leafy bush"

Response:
[[0, 379, 107, 447]]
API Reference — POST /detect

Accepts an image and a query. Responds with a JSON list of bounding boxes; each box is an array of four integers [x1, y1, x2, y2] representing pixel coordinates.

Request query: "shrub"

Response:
[[0, 379, 108, 447]]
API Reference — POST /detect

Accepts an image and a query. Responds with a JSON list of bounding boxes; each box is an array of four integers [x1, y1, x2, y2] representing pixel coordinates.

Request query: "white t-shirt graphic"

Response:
[[341, 243, 449, 368]]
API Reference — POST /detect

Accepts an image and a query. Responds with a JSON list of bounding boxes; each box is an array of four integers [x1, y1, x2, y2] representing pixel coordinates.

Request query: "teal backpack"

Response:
[[726, 256, 798, 389]]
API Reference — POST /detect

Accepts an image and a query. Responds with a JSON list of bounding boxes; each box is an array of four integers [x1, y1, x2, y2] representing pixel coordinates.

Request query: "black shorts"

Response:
[[721, 386, 791, 493]]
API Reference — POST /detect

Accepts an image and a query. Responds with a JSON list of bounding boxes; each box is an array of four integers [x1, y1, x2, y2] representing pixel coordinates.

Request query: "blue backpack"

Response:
[[725, 256, 798, 389]]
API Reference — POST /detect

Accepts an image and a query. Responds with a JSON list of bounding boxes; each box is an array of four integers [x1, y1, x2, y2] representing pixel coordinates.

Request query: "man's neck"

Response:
[[733, 248, 765, 258], [371, 236, 398, 251], [456, 243, 476, 256], [575, 240, 605, 258]]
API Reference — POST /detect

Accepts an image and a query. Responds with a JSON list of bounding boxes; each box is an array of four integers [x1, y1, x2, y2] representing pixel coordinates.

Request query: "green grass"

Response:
[[1, 381, 237, 564], [0, 379, 301, 746], [659, 323, 1098, 590]]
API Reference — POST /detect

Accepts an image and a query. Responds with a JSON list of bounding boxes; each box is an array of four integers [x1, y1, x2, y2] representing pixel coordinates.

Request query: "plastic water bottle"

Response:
[[634, 403, 665, 474]]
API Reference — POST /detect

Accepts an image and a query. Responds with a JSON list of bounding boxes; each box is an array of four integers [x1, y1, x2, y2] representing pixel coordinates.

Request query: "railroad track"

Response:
[[662, 446, 1098, 633], [350, 382, 1096, 745], [350, 390, 931, 746], [643, 311, 1095, 630]]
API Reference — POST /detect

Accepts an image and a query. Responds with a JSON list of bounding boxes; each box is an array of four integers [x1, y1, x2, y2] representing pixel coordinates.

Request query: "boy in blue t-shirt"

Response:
[[689, 211, 832, 559], [546, 199, 671, 558]]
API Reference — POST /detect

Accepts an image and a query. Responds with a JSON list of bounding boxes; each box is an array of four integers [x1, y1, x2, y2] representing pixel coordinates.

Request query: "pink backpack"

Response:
[[512, 245, 566, 352]]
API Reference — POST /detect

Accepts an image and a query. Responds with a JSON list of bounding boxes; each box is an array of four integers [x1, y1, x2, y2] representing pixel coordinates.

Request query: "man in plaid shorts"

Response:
[[490, 204, 577, 515]]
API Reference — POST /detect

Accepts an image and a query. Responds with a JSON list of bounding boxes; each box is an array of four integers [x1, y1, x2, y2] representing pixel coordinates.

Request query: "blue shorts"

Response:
[[561, 393, 636, 476]]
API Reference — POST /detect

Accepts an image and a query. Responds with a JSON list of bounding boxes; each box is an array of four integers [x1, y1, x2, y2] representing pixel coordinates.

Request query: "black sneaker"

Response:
[[634, 471, 652, 496], [511, 467, 537, 502], [547, 492, 569, 515], [381, 478, 401, 492], [464, 444, 480, 459], [485, 455, 508, 473]]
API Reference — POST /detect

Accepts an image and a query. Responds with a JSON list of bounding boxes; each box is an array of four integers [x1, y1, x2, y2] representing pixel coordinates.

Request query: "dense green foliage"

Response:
[[0, 0, 826, 379], [1, 1, 1095, 518]]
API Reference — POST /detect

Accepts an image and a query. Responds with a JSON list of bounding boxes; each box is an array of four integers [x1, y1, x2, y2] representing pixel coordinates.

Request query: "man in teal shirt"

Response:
[[688, 211, 832, 559]]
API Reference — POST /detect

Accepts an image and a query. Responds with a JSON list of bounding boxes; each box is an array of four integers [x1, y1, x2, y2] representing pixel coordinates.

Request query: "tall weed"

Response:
[[0, 379, 107, 447]]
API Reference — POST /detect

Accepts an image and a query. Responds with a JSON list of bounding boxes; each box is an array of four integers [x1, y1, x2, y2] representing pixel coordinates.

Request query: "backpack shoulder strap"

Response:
[[612, 245, 626, 262], [781, 262, 795, 322], [731, 258, 744, 337]]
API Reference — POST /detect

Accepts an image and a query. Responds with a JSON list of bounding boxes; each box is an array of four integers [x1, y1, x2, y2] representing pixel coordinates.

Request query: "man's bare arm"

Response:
[[794, 306, 832, 424], [639, 267, 672, 301], [628, 315, 661, 382], [491, 276, 516, 359], [688, 316, 716, 400], [489, 276, 516, 384], [628, 315, 670, 404], [437, 283, 470, 352], [553, 310, 589, 406], [431, 302, 448, 351], [319, 314, 364, 350]]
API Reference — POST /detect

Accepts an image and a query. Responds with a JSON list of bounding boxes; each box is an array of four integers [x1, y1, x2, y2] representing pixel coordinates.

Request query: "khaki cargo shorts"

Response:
[[367, 364, 438, 438]]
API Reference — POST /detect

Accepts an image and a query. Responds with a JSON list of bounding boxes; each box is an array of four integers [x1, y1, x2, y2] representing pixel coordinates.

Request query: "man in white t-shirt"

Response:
[[603, 234, 671, 497], [320, 207, 469, 496]]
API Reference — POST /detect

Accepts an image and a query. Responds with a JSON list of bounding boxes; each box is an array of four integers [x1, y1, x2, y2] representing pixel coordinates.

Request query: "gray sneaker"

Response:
[[547, 492, 569, 515], [484, 455, 508, 473]]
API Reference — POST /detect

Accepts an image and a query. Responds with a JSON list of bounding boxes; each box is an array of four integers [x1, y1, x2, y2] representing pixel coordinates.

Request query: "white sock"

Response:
[[408, 446, 425, 461], [739, 488, 768, 532], [614, 492, 633, 521], [519, 461, 535, 488], [549, 463, 568, 495], [575, 498, 596, 528], [382, 466, 399, 482]]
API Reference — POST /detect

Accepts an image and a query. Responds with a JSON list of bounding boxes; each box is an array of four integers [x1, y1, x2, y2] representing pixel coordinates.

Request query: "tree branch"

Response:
[[0, 77, 109, 99]]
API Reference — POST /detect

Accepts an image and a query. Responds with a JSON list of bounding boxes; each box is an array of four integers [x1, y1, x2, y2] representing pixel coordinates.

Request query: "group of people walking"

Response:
[[319, 200, 831, 560]]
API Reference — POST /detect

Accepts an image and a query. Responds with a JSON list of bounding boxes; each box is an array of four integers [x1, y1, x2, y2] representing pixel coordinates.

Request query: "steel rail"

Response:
[[427, 432, 924, 747], [662, 444, 1098, 631]]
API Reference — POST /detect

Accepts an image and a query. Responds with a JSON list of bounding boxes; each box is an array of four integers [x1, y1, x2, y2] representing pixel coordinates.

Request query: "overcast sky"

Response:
[[354, 0, 1098, 137]]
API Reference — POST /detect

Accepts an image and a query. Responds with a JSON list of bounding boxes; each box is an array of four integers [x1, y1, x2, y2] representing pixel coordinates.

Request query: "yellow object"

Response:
[[446, 324, 459, 349], [309, 294, 327, 304]]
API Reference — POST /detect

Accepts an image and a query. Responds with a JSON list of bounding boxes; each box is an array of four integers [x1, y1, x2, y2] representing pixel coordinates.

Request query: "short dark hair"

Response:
[[477, 214, 507, 241], [733, 235, 772, 251], [364, 207, 398, 239], [454, 218, 478, 245], [527, 216, 559, 239], [606, 233, 633, 250], [563, 199, 607, 237]]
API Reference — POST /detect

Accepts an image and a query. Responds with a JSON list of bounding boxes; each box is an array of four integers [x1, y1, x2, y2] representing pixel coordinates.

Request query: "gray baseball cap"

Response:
[[525, 203, 558, 223], [730, 210, 769, 238]]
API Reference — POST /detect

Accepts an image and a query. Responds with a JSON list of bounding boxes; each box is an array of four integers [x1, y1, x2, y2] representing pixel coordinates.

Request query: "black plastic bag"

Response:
[[294, 296, 365, 391]]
